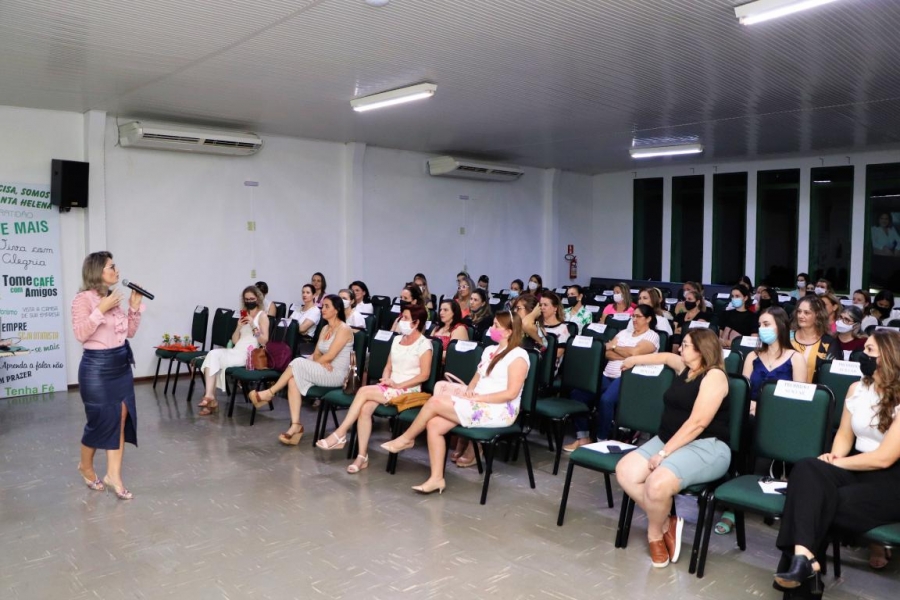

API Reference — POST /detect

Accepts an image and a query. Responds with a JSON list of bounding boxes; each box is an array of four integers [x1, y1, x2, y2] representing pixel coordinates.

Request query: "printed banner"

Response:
[[0, 182, 67, 398]]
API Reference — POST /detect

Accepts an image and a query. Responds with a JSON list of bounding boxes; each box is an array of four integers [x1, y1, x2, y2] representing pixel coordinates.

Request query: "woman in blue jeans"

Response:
[[564, 304, 660, 451]]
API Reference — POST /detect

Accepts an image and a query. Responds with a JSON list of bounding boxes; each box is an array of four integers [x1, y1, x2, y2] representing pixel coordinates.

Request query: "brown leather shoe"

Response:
[[649, 539, 670, 568], [663, 515, 684, 563]]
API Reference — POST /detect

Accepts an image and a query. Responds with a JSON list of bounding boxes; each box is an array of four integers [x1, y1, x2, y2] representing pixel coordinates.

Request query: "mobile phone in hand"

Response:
[[240, 309, 248, 319]]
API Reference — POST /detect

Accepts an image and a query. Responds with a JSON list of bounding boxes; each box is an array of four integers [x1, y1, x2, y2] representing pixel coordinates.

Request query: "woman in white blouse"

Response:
[[290, 284, 321, 338]]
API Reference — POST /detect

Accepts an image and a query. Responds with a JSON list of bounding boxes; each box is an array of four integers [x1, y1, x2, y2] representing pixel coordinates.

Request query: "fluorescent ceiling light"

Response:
[[630, 143, 704, 159], [351, 83, 437, 112], [734, 0, 841, 26]]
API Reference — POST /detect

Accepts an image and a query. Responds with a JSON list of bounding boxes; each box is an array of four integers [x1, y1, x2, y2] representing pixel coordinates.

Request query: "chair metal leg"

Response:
[[557, 461, 576, 526], [695, 493, 718, 578], [172, 362, 182, 394], [552, 421, 565, 475], [227, 380, 239, 418], [603, 473, 614, 508], [521, 435, 535, 489], [615, 492, 633, 548], [735, 511, 747, 551], [689, 490, 709, 575], [313, 401, 327, 447], [479, 444, 495, 505], [832, 536, 841, 578], [153, 357, 162, 389], [620, 496, 636, 548], [186, 363, 197, 402]]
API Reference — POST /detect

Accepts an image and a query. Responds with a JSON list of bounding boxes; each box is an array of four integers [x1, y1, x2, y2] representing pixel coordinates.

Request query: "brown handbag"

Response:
[[342, 351, 361, 395], [389, 391, 431, 412], [250, 347, 269, 370]]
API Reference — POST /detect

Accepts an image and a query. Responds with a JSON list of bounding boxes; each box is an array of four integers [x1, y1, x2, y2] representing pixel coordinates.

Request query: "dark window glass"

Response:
[[864, 163, 900, 292], [633, 178, 663, 280], [756, 169, 800, 288], [809, 166, 853, 292], [712, 172, 748, 285], [670, 175, 704, 283]]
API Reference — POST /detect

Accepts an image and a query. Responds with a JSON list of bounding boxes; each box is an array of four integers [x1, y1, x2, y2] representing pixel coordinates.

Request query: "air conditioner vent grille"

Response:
[[202, 139, 259, 149], [457, 165, 491, 173], [142, 133, 202, 144]]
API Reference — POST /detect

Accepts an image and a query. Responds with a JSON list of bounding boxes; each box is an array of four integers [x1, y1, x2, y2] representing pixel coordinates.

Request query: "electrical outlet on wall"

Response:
[[247, 221, 256, 231], [251, 269, 256, 278]]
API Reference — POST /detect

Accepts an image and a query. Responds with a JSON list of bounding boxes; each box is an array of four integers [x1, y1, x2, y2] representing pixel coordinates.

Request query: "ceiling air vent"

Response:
[[427, 156, 523, 182], [119, 121, 263, 156]]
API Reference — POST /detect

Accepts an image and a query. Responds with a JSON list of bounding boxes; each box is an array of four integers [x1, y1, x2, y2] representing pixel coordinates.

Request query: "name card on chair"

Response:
[[556, 287, 567, 294], [586, 305, 601, 313], [840, 298, 853, 306], [722, 349, 731, 358], [594, 295, 606, 302], [740, 336, 759, 348], [571, 335, 593, 348], [603, 290, 614, 296], [830, 360, 862, 377], [665, 298, 678, 305], [688, 320, 710, 329], [876, 326, 900, 332], [717, 293, 730, 299], [774, 380, 816, 401], [632, 364, 665, 377], [489, 297, 501, 305], [425, 321, 432, 330], [587, 323, 607, 334], [778, 294, 792, 303], [391, 305, 401, 313], [630, 289, 640, 295], [455, 340, 478, 352], [375, 330, 393, 341], [612, 313, 631, 321]]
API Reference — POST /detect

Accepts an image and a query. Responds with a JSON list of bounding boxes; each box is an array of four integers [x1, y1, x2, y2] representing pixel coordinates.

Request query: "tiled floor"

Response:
[[0, 382, 895, 599]]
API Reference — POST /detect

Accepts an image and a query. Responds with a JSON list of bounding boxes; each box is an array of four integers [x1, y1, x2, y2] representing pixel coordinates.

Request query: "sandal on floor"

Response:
[[198, 396, 215, 408], [279, 423, 304, 446], [249, 388, 274, 409], [456, 453, 479, 468], [347, 455, 368, 474], [870, 545, 892, 570], [198, 401, 218, 416], [315, 433, 347, 450], [715, 511, 735, 535]]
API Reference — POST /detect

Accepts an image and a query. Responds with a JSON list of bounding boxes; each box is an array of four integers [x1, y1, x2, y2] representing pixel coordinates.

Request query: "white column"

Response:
[[661, 176, 672, 281], [745, 170, 758, 281], [702, 171, 714, 283], [341, 142, 366, 284], [82, 110, 107, 252], [796, 165, 811, 274], [542, 168, 561, 286], [850, 161, 866, 291]]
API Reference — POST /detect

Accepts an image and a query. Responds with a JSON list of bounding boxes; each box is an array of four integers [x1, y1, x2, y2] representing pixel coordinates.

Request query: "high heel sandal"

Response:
[[279, 423, 304, 446], [347, 455, 369, 474], [315, 433, 347, 450], [198, 400, 218, 416], [774, 555, 821, 590], [249, 388, 274, 409], [380, 438, 414, 454], [411, 479, 446, 495], [102, 475, 134, 500], [77, 465, 105, 491]]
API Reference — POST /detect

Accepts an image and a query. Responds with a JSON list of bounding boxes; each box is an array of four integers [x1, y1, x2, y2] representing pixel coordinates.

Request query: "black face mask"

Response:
[[244, 301, 258, 310], [759, 299, 772, 310], [859, 353, 878, 378], [684, 301, 697, 311]]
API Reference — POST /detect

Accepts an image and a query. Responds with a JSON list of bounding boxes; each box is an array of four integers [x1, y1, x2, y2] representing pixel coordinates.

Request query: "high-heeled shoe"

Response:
[[347, 455, 369, 474], [774, 554, 820, 590], [102, 475, 133, 500], [412, 479, 446, 495], [77, 465, 105, 491], [198, 400, 218, 416], [279, 423, 304, 446], [380, 438, 414, 454], [315, 432, 347, 450], [456, 453, 479, 468], [249, 388, 274, 409]]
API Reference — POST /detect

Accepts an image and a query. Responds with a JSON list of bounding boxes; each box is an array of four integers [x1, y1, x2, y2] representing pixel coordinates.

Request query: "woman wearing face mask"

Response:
[[413, 273, 433, 311], [820, 292, 841, 334], [772, 330, 900, 590], [504, 279, 524, 311], [251, 295, 353, 445], [350, 280, 373, 315], [626, 288, 673, 336], [315, 304, 434, 474], [466, 289, 493, 341], [381, 311, 530, 494], [338, 288, 366, 329], [431, 299, 469, 354], [756, 286, 779, 311], [792, 273, 810, 300], [527, 274, 544, 299], [311, 272, 327, 307], [872, 290, 899, 325], [742, 307, 806, 412], [198, 286, 270, 416], [719, 285, 758, 349], [671, 290, 713, 354], [675, 281, 710, 314], [790, 296, 838, 383], [477, 275, 490, 294], [391, 284, 425, 333], [601, 283, 635, 324], [853, 289, 878, 331], [814, 278, 833, 297], [564, 285, 593, 334], [834, 306, 867, 357], [290, 284, 321, 339], [453, 277, 475, 319]]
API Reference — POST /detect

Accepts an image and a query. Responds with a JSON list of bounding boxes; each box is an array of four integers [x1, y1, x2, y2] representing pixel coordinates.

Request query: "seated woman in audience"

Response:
[[564, 285, 593, 333], [315, 304, 434, 474], [522, 291, 570, 361], [350, 280, 373, 315], [616, 328, 731, 569], [772, 330, 900, 589], [790, 296, 838, 383], [477, 274, 490, 293], [834, 305, 867, 358], [872, 290, 900, 325], [820, 292, 841, 334], [198, 286, 270, 416], [756, 286, 779, 311], [504, 279, 524, 311], [466, 289, 493, 341], [739, 275, 753, 291], [250, 295, 353, 445], [742, 307, 806, 413], [792, 273, 810, 300], [601, 282, 635, 324], [254, 281, 277, 317], [565, 304, 660, 452], [853, 289, 879, 331], [380, 311, 529, 494], [431, 299, 469, 354], [311, 272, 327, 307], [510, 293, 539, 349], [338, 288, 366, 329], [391, 283, 425, 332], [814, 278, 833, 296], [719, 285, 758, 349], [626, 288, 673, 336], [674, 281, 711, 314], [527, 274, 544, 299], [456, 271, 471, 287], [671, 289, 713, 353], [290, 284, 321, 339], [413, 273, 433, 311], [453, 276, 475, 319]]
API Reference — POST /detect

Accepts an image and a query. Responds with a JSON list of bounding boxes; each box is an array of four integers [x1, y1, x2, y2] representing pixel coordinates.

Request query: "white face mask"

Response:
[[853, 302, 865, 309], [398, 320, 414, 336], [528, 281, 538, 291], [814, 286, 826, 296], [342, 299, 351, 309], [613, 293, 623, 303], [797, 280, 805, 289], [835, 321, 854, 334]]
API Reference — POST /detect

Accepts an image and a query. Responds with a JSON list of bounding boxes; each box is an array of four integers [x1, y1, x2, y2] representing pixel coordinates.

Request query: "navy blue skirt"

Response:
[[79, 342, 138, 449]]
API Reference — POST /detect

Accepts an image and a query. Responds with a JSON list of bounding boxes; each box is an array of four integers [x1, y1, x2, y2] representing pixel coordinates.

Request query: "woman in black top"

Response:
[[719, 284, 758, 349], [671, 289, 713, 353], [616, 328, 731, 569]]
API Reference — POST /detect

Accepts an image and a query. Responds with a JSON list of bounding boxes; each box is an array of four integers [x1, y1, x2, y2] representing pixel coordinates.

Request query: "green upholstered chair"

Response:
[[180, 308, 234, 402], [153, 305, 209, 394]]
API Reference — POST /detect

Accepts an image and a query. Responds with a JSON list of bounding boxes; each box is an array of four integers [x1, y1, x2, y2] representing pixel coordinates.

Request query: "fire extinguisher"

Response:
[[565, 245, 577, 280]]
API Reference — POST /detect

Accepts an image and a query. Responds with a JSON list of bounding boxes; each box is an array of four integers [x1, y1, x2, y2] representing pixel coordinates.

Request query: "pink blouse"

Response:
[[72, 290, 144, 350]]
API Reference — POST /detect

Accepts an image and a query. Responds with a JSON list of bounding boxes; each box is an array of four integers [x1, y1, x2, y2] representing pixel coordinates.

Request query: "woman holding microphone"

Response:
[[72, 251, 145, 500]]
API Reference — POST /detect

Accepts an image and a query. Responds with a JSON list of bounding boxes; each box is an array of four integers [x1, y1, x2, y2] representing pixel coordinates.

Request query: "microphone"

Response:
[[122, 279, 155, 301]]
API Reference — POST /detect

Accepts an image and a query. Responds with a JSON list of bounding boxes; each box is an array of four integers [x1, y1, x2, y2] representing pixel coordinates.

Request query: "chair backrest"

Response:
[[380, 303, 401, 331], [272, 302, 287, 320], [351, 329, 367, 374], [723, 350, 743, 375], [564, 321, 579, 339], [444, 340, 483, 384], [656, 330, 669, 354], [815, 360, 862, 424], [537, 332, 559, 389], [754, 381, 834, 463], [581, 322, 609, 342], [310, 318, 327, 344], [367, 331, 396, 382], [210, 308, 236, 348], [730, 335, 760, 361], [725, 374, 751, 456], [270, 317, 298, 346], [560, 335, 605, 395], [605, 316, 631, 337], [370, 295, 392, 309], [422, 339, 443, 394], [616, 366, 676, 433], [519, 349, 541, 415], [191, 305, 209, 349], [364, 314, 376, 338]]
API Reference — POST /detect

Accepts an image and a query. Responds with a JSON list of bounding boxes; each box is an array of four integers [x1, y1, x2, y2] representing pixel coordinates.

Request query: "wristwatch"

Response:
[[657, 449, 669, 459]]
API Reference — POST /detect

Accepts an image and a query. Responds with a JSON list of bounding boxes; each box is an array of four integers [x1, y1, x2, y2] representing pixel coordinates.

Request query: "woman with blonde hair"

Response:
[[601, 282, 635, 324], [790, 295, 838, 382]]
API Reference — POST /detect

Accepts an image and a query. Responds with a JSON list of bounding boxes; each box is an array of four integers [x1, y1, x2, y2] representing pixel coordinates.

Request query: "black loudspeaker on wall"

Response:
[[50, 159, 90, 212]]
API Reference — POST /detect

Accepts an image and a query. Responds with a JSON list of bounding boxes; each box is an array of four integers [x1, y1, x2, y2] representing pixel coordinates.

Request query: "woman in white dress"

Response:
[[251, 295, 353, 445], [381, 311, 529, 494], [198, 286, 270, 416]]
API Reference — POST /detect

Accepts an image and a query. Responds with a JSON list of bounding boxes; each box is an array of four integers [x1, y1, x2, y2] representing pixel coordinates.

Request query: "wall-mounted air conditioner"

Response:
[[427, 156, 523, 182], [118, 121, 263, 156]]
